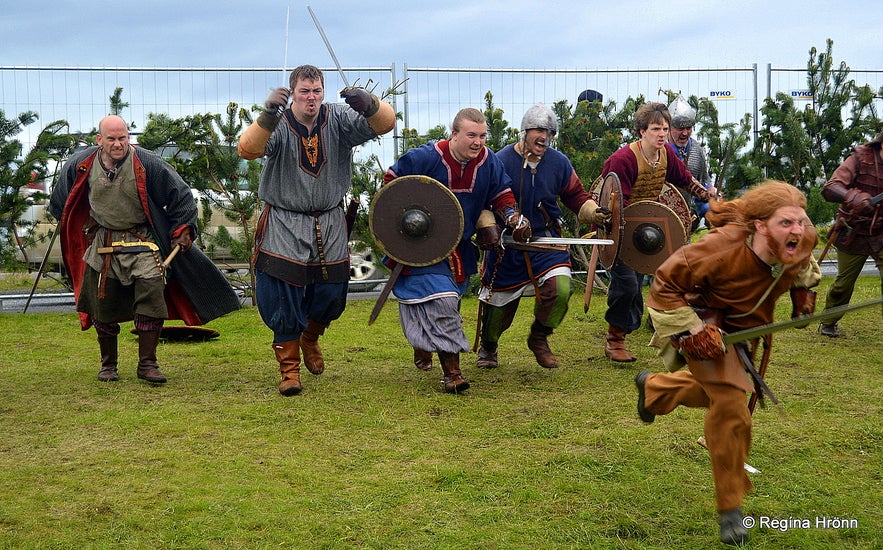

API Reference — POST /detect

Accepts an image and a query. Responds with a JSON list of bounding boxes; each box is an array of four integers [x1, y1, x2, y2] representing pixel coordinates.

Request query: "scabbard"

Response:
[[734, 343, 778, 407]]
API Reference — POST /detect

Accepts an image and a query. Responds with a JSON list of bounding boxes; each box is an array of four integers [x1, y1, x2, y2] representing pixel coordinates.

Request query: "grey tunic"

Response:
[[254, 103, 377, 284]]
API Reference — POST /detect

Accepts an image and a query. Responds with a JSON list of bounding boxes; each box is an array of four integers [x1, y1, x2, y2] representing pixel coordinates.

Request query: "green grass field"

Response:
[[1, 276, 880, 549]]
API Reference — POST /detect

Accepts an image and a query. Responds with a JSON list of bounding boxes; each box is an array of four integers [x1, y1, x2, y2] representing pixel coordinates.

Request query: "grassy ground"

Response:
[[0, 276, 880, 549]]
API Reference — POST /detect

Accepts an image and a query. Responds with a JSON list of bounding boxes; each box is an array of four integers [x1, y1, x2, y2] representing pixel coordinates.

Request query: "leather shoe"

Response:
[[718, 508, 749, 546], [476, 346, 498, 369], [634, 371, 655, 423], [819, 322, 840, 338]]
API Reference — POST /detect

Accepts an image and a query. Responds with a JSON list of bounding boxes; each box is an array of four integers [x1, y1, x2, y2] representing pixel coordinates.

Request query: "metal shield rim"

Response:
[[369, 175, 465, 267]]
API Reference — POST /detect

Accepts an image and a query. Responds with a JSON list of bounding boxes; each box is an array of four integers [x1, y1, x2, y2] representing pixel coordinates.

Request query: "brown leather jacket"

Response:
[[822, 144, 883, 256]]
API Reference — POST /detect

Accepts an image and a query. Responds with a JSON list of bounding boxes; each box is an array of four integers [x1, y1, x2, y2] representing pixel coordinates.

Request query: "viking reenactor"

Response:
[[49, 115, 241, 383], [378, 108, 530, 393], [476, 104, 611, 369], [667, 94, 712, 230], [599, 102, 712, 362], [238, 64, 395, 396], [818, 131, 883, 337], [634, 180, 820, 546]]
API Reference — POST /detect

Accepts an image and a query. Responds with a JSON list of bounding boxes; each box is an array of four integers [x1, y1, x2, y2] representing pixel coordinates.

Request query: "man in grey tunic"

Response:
[[239, 64, 395, 396]]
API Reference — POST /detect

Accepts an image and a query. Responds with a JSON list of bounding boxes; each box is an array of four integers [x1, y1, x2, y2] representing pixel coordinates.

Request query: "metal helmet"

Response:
[[521, 103, 558, 136], [668, 94, 696, 128]]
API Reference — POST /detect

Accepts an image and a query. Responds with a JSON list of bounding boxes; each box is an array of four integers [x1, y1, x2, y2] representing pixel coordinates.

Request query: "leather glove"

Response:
[[674, 323, 727, 360], [844, 188, 874, 216], [340, 87, 379, 117], [170, 228, 193, 252], [506, 213, 532, 242], [257, 87, 290, 130], [790, 288, 817, 328], [578, 199, 612, 225], [476, 224, 503, 251], [264, 87, 291, 112]]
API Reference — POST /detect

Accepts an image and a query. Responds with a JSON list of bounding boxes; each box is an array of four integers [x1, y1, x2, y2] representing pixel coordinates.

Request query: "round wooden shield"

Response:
[[369, 175, 464, 267], [659, 182, 693, 241], [620, 200, 688, 275], [589, 172, 624, 270]]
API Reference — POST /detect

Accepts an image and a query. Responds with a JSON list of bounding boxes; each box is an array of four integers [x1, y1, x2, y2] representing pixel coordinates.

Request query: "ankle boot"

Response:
[[413, 348, 433, 371], [476, 341, 498, 369], [527, 321, 558, 368], [273, 341, 302, 396], [605, 324, 636, 362], [438, 351, 470, 393], [97, 336, 119, 382], [136, 330, 167, 383], [300, 320, 328, 375]]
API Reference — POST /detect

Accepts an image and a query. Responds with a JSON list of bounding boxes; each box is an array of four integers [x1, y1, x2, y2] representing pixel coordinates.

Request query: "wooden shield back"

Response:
[[590, 173, 624, 270]]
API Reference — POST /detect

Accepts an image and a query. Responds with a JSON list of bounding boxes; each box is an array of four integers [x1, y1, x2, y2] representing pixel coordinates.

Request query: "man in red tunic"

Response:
[[634, 180, 820, 545]]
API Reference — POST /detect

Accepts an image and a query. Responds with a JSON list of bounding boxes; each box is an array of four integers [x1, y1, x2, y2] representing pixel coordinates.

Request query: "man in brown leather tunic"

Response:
[[818, 131, 883, 337], [634, 180, 820, 546]]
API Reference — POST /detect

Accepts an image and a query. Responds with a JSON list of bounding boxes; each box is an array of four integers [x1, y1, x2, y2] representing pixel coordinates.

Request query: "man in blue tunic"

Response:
[[476, 104, 610, 369], [382, 107, 530, 393]]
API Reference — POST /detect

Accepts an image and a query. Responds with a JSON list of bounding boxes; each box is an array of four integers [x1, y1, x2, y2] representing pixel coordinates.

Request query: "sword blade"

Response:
[[368, 262, 403, 325], [722, 297, 883, 345], [307, 6, 350, 88], [502, 235, 613, 246]]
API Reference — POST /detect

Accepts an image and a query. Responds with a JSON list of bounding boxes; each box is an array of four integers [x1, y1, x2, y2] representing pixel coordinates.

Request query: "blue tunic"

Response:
[[481, 144, 590, 290], [384, 140, 515, 301]]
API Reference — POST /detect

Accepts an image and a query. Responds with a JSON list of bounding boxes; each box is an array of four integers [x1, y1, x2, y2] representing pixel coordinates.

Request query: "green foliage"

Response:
[[483, 91, 519, 151], [0, 110, 76, 269], [753, 39, 883, 222]]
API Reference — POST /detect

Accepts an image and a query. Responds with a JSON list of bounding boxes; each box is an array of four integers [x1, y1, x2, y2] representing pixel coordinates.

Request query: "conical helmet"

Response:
[[668, 94, 696, 128]]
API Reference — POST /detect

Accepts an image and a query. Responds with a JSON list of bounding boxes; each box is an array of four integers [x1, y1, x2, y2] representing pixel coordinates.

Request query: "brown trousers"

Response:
[[643, 356, 754, 513]]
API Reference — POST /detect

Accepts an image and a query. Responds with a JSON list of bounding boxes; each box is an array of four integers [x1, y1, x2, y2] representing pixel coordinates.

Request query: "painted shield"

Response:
[[589, 172, 624, 270], [620, 200, 688, 275], [659, 182, 693, 241], [369, 175, 464, 267]]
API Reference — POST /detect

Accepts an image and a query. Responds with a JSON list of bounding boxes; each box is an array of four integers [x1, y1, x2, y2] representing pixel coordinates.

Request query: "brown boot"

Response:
[[97, 336, 119, 382], [476, 342, 498, 369], [438, 351, 470, 393], [605, 324, 636, 362], [527, 321, 558, 368], [273, 341, 302, 396], [300, 320, 328, 375], [413, 348, 433, 371], [136, 330, 167, 383]]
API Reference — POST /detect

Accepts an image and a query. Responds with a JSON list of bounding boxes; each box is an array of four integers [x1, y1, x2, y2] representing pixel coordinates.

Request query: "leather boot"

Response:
[[273, 341, 302, 396], [438, 351, 470, 394], [527, 321, 558, 368], [97, 336, 119, 382], [136, 330, 167, 383], [476, 341, 498, 369], [413, 348, 433, 371], [605, 324, 636, 362], [300, 320, 328, 375]]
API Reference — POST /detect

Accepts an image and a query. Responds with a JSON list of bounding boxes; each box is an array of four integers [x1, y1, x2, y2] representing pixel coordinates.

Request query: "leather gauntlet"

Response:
[[790, 288, 817, 328], [673, 323, 727, 360]]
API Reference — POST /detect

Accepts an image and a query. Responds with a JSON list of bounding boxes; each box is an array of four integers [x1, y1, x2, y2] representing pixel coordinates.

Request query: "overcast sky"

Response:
[[3, 0, 882, 71]]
